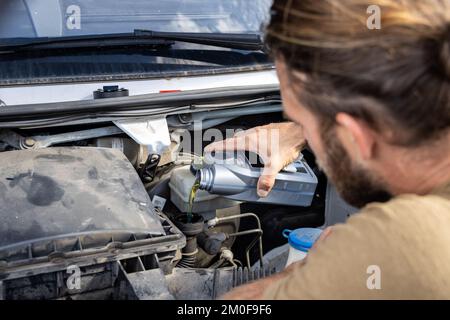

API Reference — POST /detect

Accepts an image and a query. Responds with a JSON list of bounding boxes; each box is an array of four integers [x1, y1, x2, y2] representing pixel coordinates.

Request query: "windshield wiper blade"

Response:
[[133, 29, 264, 51], [0, 29, 264, 54]]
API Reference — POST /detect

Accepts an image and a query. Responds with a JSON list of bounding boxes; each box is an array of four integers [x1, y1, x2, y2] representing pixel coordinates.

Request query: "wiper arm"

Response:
[[0, 33, 174, 53], [0, 29, 264, 53]]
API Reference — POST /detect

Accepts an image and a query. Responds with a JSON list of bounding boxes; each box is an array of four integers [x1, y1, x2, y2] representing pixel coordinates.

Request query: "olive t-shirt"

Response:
[[263, 181, 450, 299]]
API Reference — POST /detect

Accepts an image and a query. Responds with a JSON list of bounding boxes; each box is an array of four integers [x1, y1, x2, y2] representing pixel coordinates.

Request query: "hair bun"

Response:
[[440, 26, 450, 79]]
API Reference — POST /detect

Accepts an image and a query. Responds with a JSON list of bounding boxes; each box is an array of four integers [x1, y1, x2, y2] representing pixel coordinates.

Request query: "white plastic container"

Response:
[[283, 228, 323, 267]]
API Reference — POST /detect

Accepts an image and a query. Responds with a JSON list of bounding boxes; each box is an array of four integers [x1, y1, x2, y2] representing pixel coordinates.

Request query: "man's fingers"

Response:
[[204, 137, 240, 153], [204, 133, 257, 154], [233, 127, 255, 137], [257, 165, 280, 197], [204, 141, 220, 153]]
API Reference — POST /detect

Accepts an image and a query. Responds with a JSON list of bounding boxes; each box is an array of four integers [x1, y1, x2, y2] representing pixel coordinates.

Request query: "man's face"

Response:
[[276, 60, 392, 208]]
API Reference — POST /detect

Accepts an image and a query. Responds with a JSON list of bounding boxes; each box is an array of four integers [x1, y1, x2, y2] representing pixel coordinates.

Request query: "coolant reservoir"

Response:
[[169, 165, 240, 214], [283, 228, 323, 266]]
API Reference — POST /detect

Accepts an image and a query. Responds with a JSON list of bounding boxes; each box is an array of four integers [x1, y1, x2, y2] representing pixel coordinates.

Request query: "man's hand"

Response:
[[205, 122, 305, 197]]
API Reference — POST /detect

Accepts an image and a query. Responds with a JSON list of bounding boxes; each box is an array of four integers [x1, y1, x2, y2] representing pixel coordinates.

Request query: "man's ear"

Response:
[[335, 113, 376, 161]]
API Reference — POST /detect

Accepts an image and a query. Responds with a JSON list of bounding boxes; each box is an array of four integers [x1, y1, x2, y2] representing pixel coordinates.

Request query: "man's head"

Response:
[[266, 0, 450, 208]]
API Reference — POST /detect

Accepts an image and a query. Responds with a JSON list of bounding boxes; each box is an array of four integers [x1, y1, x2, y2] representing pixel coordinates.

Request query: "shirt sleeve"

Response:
[[262, 205, 407, 300]]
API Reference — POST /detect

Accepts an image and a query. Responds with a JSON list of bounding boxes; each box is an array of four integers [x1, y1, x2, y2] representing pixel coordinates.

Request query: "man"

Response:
[[206, 0, 450, 299]]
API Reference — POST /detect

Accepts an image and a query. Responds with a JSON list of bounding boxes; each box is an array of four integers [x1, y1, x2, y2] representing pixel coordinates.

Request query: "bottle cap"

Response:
[[282, 228, 323, 252]]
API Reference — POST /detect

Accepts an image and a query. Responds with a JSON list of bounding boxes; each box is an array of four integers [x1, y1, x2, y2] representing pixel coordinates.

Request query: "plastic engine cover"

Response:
[[0, 147, 165, 252]]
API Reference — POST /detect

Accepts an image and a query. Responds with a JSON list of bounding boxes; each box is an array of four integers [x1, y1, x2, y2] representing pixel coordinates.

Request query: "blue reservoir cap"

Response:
[[282, 228, 323, 252]]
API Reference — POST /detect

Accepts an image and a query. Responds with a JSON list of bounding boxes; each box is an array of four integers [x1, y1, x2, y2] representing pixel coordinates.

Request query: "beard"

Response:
[[317, 126, 392, 209]]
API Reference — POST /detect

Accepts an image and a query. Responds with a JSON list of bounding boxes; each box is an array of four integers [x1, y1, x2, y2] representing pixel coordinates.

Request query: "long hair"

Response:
[[266, 0, 450, 146]]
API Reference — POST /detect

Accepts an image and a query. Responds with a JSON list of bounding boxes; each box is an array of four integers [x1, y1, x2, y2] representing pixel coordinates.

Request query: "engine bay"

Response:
[[0, 113, 338, 300]]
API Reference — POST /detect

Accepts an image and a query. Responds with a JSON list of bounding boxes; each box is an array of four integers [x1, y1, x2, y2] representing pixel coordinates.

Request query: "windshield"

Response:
[[0, 0, 271, 38], [0, 0, 273, 85]]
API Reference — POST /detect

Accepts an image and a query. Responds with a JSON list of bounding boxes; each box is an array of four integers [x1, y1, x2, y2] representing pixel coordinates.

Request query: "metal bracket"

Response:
[[0, 126, 123, 150], [26, 126, 123, 149]]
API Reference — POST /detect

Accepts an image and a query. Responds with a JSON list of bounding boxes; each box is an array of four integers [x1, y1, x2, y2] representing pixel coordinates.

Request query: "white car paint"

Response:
[[0, 70, 279, 106]]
